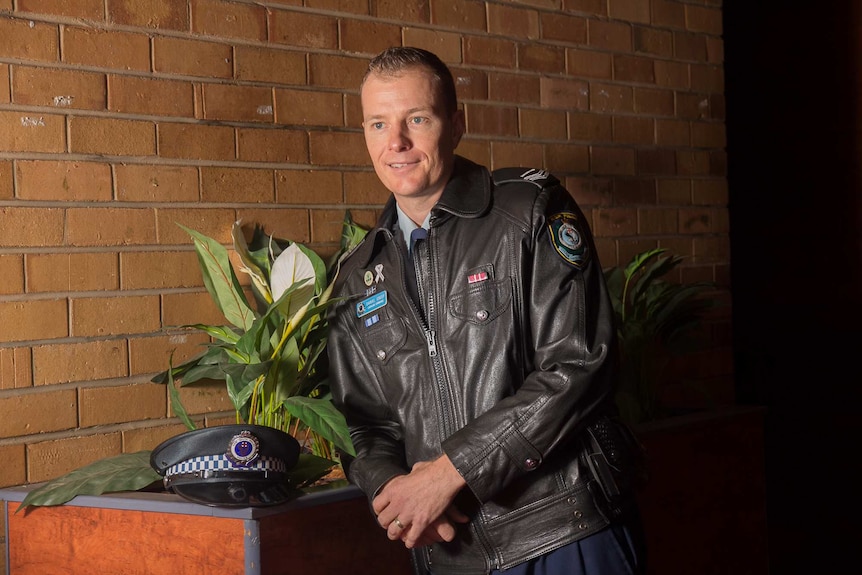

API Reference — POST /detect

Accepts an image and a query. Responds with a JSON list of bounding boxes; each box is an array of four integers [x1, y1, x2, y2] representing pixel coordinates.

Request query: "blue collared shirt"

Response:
[[395, 205, 431, 256]]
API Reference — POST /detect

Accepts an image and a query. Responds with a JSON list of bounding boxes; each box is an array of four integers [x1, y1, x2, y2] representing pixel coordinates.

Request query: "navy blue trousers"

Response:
[[490, 515, 647, 575]]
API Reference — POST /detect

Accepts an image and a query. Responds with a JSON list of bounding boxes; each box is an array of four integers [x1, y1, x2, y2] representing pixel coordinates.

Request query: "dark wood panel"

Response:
[[258, 496, 413, 575]]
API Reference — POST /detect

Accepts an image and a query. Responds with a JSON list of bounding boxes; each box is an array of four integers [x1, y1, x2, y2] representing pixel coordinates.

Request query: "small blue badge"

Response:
[[356, 291, 387, 318], [364, 314, 380, 328]]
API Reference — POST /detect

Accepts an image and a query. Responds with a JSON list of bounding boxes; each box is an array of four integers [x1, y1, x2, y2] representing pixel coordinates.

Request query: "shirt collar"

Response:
[[396, 205, 431, 253]]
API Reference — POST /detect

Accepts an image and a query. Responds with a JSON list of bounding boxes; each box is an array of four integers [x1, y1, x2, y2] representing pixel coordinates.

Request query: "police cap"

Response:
[[150, 424, 301, 507]]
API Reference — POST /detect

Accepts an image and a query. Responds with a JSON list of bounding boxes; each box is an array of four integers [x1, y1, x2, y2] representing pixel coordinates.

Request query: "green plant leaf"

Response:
[[18, 452, 161, 510], [249, 284, 312, 357], [283, 396, 356, 457], [235, 317, 269, 361], [295, 339, 328, 397], [631, 253, 682, 306], [151, 345, 226, 385], [340, 211, 367, 249], [178, 362, 228, 386], [180, 323, 241, 345], [296, 242, 328, 293], [179, 223, 255, 331], [289, 453, 340, 488], [222, 361, 271, 413], [623, 247, 665, 280], [328, 211, 368, 272], [270, 336, 300, 403], [167, 354, 197, 431]]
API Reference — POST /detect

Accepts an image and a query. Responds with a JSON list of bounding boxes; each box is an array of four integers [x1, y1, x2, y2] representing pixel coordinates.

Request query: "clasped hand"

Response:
[[372, 455, 470, 549]]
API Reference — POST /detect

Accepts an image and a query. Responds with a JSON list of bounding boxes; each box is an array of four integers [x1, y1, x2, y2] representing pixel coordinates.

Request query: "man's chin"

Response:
[[384, 178, 427, 199], [390, 188, 425, 200]]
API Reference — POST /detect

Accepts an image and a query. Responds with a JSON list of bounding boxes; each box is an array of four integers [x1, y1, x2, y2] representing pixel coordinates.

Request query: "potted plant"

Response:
[[18, 213, 368, 508], [603, 248, 717, 425], [151, 216, 366, 462], [605, 248, 770, 574]]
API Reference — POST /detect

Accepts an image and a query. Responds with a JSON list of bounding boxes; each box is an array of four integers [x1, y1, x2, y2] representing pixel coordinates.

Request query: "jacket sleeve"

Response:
[[327, 294, 410, 501], [441, 183, 618, 503]]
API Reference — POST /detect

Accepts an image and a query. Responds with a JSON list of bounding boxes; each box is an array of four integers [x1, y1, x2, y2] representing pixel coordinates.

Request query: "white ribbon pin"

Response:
[[374, 264, 385, 283]]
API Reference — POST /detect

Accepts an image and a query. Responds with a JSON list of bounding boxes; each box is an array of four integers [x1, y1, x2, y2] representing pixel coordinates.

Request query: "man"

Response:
[[328, 47, 645, 574]]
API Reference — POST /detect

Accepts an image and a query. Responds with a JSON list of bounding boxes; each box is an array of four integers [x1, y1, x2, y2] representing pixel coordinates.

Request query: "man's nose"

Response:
[[387, 124, 411, 151]]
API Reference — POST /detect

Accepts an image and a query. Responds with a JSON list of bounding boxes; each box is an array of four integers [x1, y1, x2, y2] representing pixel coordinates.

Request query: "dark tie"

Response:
[[409, 227, 428, 256], [406, 228, 427, 311]]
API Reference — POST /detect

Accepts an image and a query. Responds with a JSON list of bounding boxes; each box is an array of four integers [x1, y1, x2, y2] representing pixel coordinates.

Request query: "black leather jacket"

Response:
[[328, 157, 624, 574]]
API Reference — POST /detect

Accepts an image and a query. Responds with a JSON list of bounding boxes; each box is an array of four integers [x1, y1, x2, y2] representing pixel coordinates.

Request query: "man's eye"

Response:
[[371, 122, 384, 130], [409, 117, 426, 125]]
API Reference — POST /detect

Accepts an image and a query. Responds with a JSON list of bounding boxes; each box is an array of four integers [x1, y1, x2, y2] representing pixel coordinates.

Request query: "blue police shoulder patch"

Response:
[[547, 212, 590, 268]]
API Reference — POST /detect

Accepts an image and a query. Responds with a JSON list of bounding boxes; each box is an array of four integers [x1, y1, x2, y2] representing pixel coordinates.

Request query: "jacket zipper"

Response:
[[424, 329, 438, 357], [413, 226, 455, 437]]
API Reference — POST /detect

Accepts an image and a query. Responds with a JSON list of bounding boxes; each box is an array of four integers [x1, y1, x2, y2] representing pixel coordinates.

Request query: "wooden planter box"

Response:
[[1, 483, 412, 575]]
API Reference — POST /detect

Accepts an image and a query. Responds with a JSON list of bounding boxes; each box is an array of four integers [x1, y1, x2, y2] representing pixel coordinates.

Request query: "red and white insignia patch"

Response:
[[467, 272, 488, 284]]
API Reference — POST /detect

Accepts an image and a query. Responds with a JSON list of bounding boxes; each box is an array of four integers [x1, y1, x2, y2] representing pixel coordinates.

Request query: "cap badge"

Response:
[[226, 430, 260, 466]]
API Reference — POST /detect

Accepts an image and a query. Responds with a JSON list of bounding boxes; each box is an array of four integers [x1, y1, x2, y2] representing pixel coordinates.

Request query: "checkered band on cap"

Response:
[[165, 454, 287, 477]]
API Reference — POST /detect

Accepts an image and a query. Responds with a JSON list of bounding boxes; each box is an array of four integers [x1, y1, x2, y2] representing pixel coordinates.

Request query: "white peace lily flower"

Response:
[[270, 243, 316, 320]]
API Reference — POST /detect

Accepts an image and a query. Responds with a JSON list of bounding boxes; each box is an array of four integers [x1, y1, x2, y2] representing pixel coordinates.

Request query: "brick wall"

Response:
[[0, 0, 728, 491]]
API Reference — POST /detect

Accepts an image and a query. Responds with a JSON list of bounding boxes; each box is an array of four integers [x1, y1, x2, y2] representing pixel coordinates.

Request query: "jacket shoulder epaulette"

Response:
[[491, 167, 560, 190]]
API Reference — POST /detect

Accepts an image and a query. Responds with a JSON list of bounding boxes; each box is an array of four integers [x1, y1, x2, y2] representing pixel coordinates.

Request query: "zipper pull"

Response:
[[425, 329, 438, 357]]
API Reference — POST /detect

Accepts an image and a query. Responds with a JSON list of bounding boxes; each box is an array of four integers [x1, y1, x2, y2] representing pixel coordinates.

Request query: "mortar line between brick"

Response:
[[0, 285, 213, 301]]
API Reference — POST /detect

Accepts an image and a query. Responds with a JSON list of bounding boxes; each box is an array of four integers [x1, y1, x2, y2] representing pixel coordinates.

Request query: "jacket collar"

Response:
[[433, 155, 492, 220], [348, 156, 492, 268]]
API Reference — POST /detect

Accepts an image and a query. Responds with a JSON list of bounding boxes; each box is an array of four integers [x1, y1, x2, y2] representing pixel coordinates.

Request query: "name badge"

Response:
[[356, 291, 387, 318]]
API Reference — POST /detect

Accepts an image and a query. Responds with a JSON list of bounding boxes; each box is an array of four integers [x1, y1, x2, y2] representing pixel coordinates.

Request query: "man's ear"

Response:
[[451, 109, 465, 147]]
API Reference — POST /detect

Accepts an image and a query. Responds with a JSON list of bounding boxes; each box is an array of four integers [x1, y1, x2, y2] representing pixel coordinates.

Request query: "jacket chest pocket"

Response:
[[448, 279, 512, 325], [358, 317, 407, 365]]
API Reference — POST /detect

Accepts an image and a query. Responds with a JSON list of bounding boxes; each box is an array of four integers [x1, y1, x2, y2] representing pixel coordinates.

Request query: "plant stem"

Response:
[[248, 375, 266, 424]]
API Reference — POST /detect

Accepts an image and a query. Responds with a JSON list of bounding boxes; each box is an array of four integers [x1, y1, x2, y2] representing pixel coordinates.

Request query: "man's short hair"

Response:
[[361, 46, 459, 116]]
